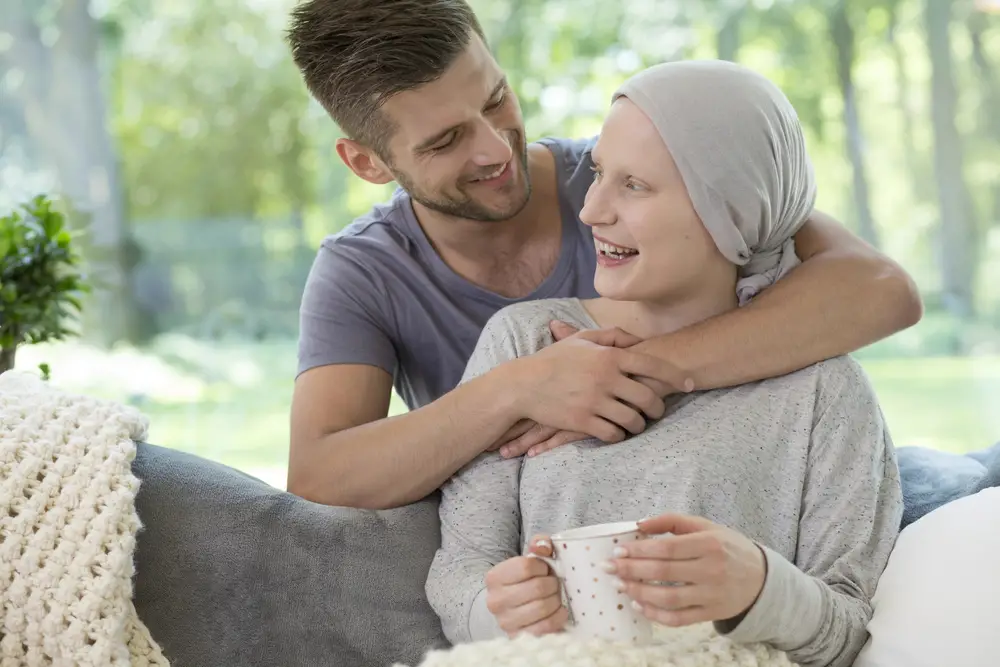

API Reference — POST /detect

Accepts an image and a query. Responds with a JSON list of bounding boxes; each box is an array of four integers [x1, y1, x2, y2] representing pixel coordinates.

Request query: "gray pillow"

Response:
[[132, 443, 449, 667]]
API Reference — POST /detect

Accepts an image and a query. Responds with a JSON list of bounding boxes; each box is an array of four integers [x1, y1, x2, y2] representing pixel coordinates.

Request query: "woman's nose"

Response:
[[580, 182, 614, 227]]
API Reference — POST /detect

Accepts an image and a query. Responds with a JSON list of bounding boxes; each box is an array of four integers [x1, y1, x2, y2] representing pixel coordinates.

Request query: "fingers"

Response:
[[528, 535, 553, 558], [624, 581, 706, 614], [514, 604, 570, 637], [611, 376, 666, 420], [596, 398, 646, 435], [574, 326, 643, 348], [494, 419, 536, 450], [491, 586, 565, 635], [637, 513, 717, 537], [500, 423, 558, 458], [619, 352, 694, 394], [616, 531, 720, 560], [486, 555, 552, 588], [582, 415, 626, 443], [609, 556, 707, 585], [548, 320, 579, 341], [526, 431, 588, 457], [495, 574, 561, 610]]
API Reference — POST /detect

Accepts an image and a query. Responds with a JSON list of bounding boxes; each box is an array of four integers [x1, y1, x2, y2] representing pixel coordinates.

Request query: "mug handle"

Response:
[[526, 553, 575, 628], [526, 553, 564, 578]]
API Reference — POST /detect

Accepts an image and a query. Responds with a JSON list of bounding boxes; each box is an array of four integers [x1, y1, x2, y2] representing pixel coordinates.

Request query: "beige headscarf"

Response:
[[612, 60, 816, 305]]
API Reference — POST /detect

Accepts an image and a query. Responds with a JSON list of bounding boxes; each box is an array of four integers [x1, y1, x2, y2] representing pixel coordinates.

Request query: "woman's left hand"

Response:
[[605, 513, 766, 627]]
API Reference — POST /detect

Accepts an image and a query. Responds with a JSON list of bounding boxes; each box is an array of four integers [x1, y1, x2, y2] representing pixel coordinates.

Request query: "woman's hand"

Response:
[[484, 536, 569, 637], [606, 514, 766, 627]]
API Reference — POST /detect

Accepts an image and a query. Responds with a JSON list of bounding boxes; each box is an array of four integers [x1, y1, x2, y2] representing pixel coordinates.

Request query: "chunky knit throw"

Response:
[[398, 623, 798, 667], [0, 371, 169, 666]]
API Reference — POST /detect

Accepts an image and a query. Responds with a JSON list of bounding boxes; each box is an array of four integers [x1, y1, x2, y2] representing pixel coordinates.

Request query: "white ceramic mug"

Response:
[[530, 520, 653, 644]]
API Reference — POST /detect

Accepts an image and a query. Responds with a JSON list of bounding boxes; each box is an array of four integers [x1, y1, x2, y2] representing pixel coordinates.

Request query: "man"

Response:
[[285, 0, 922, 510]]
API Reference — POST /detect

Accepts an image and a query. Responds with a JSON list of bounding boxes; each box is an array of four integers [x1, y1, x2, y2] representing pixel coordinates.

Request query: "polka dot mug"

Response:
[[529, 520, 653, 644]]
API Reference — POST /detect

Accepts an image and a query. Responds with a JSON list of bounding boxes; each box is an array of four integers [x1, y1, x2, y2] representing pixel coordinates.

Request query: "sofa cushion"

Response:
[[854, 486, 1000, 667], [132, 443, 448, 667]]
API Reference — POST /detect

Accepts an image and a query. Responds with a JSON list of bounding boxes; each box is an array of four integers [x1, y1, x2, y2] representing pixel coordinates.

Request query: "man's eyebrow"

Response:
[[414, 78, 508, 153]]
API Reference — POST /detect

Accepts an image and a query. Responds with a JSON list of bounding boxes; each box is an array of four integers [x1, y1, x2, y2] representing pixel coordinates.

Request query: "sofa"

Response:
[[131, 443, 448, 667], [130, 441, 1000, 667]]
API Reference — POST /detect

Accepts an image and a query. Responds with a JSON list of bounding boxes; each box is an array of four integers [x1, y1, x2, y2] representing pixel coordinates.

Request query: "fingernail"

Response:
[[600, 561, 617, 574], [683, 378, 695, 392], [612, 547, 627, 558], [535, 539, 551, 549], [527, 449, 537, 458], [613, 577, 625, 592], [631, 600, 643, 612]]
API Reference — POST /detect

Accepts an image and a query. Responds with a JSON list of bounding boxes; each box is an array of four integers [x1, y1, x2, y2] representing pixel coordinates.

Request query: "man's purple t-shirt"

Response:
[[296, 136, 599, 410]]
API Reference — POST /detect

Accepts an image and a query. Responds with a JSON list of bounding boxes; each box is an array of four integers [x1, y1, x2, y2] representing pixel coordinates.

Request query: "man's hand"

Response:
[[605, 514, 766, 628], [505, 324, 692, 446], [550, 321, 677, 397], [485, 536, 568, 637], [491, 321, 692, 459]]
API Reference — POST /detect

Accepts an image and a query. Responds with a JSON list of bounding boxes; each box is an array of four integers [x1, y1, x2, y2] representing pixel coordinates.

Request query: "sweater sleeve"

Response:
[[424, 310, 528, 644], [716, 357, 903, 667]]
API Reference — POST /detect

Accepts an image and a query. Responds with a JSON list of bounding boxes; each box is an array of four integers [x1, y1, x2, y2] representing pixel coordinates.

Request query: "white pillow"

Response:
[[854, 487, 1000, 667]]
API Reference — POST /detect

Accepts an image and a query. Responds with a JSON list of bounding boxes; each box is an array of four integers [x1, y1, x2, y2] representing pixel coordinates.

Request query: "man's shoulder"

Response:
[[535, 135, 598, 173], [317, 187, 417, 263]]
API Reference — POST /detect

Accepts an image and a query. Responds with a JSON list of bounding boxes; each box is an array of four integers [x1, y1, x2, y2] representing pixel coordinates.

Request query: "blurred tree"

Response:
[[967, 10, 1000, 225], [828, 0, 880, 248], [0, 0, 135, 345], [924, 0, 978, 319]]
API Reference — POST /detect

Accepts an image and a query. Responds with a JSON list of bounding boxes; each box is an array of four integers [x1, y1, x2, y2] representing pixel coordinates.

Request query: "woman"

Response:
[[425, 60, 902, 667]]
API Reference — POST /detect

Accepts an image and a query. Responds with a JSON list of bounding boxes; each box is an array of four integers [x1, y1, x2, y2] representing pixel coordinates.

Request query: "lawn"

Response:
[[16, 337, 1000, 489]]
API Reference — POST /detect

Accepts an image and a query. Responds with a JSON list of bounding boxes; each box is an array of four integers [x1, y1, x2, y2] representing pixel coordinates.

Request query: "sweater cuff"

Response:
[[468, 587, 506, 642], [714, 545, 824, 650]]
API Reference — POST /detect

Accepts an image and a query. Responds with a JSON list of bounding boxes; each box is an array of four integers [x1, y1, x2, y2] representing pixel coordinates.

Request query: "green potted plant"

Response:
[[0, 194, 90, 376]]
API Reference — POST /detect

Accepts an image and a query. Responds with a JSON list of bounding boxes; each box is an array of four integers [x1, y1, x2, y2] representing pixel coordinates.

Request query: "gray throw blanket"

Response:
[[897, 442, 1000, 528]]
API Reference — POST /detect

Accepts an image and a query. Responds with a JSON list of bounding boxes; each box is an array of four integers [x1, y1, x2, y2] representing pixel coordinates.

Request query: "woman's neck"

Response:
[[583, 290, 738, 341]]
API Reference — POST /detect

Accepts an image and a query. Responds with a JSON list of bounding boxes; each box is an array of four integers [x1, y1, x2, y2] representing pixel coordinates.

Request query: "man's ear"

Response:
[[336, 138, 394, 185]]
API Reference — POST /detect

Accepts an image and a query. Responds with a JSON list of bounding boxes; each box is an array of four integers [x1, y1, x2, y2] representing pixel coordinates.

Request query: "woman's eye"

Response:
[[590, 166, 603, 181], [625, 179, 645, 191]]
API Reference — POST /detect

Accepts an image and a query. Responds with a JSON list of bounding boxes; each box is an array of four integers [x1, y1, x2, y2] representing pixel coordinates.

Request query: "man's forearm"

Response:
[[296, 369, 521, 510], [634, 244, 921, 391]]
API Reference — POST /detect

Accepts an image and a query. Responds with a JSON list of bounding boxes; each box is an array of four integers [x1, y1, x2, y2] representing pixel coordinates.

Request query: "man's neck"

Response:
[[411, 144, 562, 297], [584, 291, 738, 341]]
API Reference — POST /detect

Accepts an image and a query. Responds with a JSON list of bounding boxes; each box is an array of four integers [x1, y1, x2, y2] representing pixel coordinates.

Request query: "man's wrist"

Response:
[[486, 357, 530, 422]]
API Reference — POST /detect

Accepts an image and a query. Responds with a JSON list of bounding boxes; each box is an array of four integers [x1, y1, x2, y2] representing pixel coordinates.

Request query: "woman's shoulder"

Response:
[[782, 354, 880, 409], [482, 298, 595, 348]]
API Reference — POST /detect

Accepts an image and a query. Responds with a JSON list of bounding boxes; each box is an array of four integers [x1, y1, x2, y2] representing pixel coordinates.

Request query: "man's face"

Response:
[[378, 34, 531, 222]]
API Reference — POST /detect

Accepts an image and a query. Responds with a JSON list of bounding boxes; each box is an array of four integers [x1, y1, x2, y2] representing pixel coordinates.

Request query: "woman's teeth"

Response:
[[596, 240, 639, 259]]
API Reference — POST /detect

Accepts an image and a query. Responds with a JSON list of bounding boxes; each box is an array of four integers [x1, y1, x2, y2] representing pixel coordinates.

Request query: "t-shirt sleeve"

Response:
[[296, 243, 398, 378]]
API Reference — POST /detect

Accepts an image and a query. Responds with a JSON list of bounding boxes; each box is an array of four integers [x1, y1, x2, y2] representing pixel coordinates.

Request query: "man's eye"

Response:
[[432, 135, 457, 152], [486, 93, 506, 111]]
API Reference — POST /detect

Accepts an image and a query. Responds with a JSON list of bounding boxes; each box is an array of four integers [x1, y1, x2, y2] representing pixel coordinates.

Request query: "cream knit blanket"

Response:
[[0, 371, 169, 666], [399, 621, 798, 667]]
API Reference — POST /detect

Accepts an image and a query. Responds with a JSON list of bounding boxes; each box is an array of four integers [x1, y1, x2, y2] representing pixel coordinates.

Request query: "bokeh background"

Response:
[[2, 0, 999, 488]]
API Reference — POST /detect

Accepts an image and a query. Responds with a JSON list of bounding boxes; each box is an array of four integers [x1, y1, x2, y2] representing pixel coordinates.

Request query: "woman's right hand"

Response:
[[484, 535, 569, 637]]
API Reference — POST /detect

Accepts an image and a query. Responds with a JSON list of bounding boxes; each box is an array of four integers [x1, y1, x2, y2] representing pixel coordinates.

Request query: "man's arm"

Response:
[[288, 363, 522, 509], [632, 210, 922, 390]]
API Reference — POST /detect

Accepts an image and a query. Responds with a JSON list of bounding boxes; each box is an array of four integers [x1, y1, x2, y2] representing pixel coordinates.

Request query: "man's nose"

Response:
[[469, 121, 513, 167]]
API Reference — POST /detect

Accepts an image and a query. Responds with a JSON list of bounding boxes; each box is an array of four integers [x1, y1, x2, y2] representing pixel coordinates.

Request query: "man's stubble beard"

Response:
[[393, 132, 532, 223]]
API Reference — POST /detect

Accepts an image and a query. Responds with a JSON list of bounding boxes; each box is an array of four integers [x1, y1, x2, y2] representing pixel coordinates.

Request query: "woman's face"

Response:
[[580, 98, 735, 306]]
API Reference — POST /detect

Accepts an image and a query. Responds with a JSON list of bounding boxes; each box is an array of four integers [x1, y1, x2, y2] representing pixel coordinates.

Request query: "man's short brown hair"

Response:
[[287, 0, 486, 157]]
